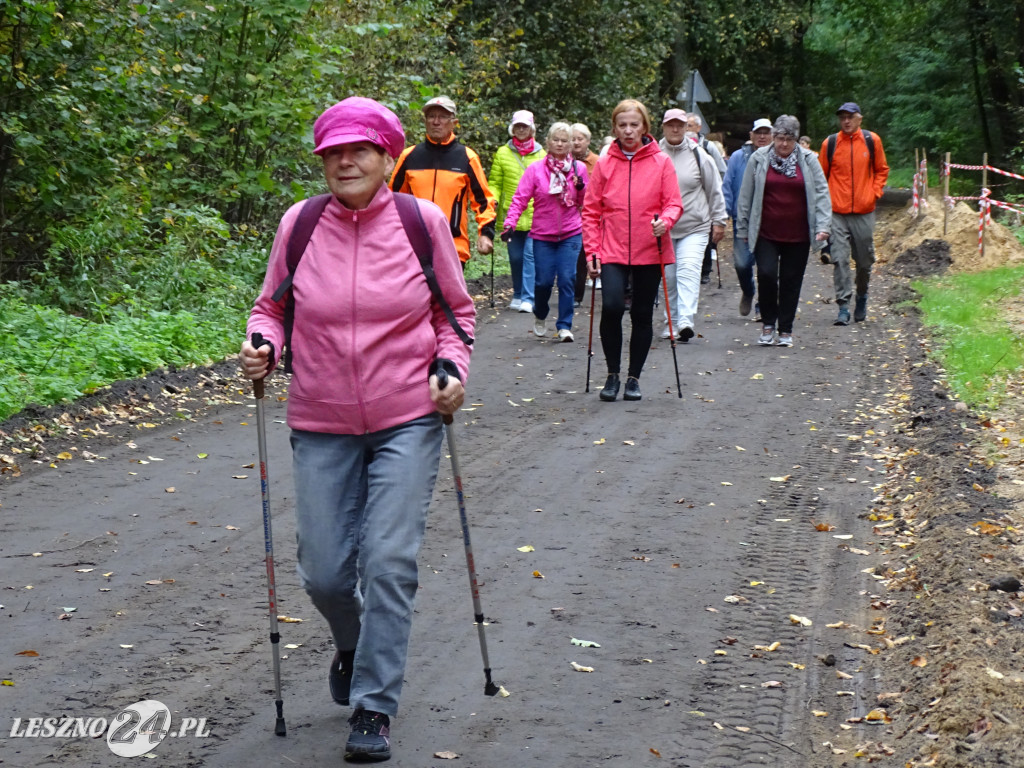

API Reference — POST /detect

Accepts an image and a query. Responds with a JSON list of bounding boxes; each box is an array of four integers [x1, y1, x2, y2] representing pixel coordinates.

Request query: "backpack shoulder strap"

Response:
[[271, 193, 331, 374], [826, 133, 838, 179], [393, 192, 474, 347], [862, 130, 875, 173], [691, 141, 704, 189]]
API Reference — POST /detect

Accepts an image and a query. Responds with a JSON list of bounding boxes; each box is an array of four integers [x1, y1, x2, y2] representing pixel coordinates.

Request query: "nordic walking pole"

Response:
[[436, 367, 500, 697], [585, 254, 597, 393], [489, 249, 495, 309], [714, 243, 722, 288], [250, 332, 287, 737], [654, 216, 682, 398]]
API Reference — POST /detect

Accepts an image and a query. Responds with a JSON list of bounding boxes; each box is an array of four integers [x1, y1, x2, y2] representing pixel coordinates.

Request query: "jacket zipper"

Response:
[[848, 136, 855, 213], [627, 156, 633, 265], [349, 210, 370, 433]]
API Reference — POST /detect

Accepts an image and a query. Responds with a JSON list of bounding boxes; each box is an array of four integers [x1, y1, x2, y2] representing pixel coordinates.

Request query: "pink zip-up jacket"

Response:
[[247, 185, 475, 435], [503, 158, 589, 242], [582, 137, 683, 265]]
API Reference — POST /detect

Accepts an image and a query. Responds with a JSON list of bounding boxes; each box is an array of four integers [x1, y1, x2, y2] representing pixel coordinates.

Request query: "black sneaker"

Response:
[[345, 709, 391, 762], [623, 377, 642, 401], [700, 275, 711, 285], [677, 326, 695, 343], [599, 374, 620, 402], [329, 649, 355, 706], [854, 294, 868, 322]]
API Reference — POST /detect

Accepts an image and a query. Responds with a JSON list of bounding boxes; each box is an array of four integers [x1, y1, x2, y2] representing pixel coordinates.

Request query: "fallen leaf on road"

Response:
[[761, 680, 783, 688], [714, 650, 728, 656], [75, 568, 94, 573], [57, 452, 72, 460], [532, 571, 544, 579], [507, 399, 521, 407], [864, 709, 891, 723], [277, 615, 304, 623], [789, 614, 813, 626], [242, 463, 254, 468], [59, 613, 73, 620], [973, 521, 1002, 535], [196, 453, 208, 459], [570, 661, 594, 672], [836, 670, 853, 679], [812, 710, 828, 717], [231, 475, 248, 480], [770, 475, 791, 482], [813, 521, 835, 531], [721, 481, 733, 486], [723, 595, 749, 604], [15, 650, 39, 657], [623, 440, 635, 446], [751, 373, 764, 380], [911, 656, 927, 667], [31, 552, 42, 557], [650, 748, 661, 757], [734, 726, 750, 732], [434, 751, 459, 759], [120, 645, 133, 649], [754, 642, 781, 652], [497, 686, 510, 697], [165, 487, 176, 493], [283, 643, 302, 649], [1, 680, 13, 686], [517, 545, 535, 552], [571, 638, 601, 648], [225, 525, 239, 531], [736, 446, 746, 451], [633, 555, 652, 562], [789, 662, 805, 669], [593, 438, 606, 445]]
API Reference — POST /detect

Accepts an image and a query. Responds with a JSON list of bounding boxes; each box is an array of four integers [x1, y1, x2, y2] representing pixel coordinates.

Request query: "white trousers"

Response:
[[663, 231, 710, 331]]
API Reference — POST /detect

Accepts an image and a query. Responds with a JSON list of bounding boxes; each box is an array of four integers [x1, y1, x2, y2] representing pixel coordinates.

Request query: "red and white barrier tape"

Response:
[[944, 162, 1024, 182]]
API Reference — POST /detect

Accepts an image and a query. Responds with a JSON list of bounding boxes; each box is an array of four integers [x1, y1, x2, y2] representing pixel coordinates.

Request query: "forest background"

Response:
[[1, 0, 1022, 420]]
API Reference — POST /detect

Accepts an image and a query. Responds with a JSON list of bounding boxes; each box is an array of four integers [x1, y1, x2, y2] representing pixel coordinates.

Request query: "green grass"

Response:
[[912, 264, 1024, 408]]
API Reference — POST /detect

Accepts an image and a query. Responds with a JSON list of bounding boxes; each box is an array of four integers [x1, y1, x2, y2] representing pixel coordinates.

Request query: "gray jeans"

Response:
[[291, 414, 442, 716], [830, 211, 876, 304]]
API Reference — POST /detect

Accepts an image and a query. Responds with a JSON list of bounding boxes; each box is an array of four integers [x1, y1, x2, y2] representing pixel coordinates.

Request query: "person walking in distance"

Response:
[[572, 123, 600, 305], [390, 96, 497, 269], [818, 101, 889, 325], [240, 97, 475, 763], [736, 115, 831, 347], [488, 110, 546, 312], [582, 99, 683, 402], [659, 109, 726, 342], [502, 122, 589, 342], [723, 118, 773, 320]]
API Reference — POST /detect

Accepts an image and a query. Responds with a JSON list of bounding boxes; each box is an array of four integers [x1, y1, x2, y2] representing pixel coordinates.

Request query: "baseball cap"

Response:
[[662, 108, 687, 124], [836, 101, 862, 115], [313, 97, 406, 159], [422, 96, 457, 116], [508, 110, 535, 135], [752, 118, 772, 131]]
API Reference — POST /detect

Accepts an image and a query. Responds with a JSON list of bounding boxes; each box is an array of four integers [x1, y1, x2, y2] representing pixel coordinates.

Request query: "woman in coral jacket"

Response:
[[238, 97, 474, 763], [582, 99, 684, 402]]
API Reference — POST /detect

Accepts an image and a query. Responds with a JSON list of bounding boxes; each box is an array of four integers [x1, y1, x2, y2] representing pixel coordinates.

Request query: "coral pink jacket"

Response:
[[582, 137, 683, 265], [247, 186, 474, 435]]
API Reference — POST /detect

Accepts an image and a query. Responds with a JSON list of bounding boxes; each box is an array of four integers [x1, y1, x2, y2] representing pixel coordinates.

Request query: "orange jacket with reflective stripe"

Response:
[[389, 134, 497, 263], [818, 129, 889, 215]]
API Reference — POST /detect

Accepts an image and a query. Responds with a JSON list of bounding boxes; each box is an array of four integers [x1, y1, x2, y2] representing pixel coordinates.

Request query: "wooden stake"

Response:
[[943, 152, 950, 236], [981, 152, 988, 260]]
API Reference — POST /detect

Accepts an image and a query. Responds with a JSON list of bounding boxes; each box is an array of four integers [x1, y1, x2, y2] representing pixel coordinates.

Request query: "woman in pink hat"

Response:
[[239, 96, 475, 763]]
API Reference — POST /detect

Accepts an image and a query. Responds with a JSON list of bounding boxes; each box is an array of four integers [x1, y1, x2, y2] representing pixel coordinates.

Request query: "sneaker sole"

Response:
[[344, 749, 391, 762], [677, 327, 695, 342]]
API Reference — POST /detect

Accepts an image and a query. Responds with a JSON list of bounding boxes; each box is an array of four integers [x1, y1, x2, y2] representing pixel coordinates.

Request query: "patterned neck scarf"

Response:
[[511, 136, 535, 156], [546, 154, 577, 207], [767, 145, 799, 178]]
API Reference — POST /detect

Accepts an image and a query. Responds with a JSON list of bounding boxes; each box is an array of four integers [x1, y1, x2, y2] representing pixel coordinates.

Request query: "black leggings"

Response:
[[599, 263, 663, 379]]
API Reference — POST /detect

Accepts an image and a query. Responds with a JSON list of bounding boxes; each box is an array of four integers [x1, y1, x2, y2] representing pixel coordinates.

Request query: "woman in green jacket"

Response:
[[489, 110, 546, 312]]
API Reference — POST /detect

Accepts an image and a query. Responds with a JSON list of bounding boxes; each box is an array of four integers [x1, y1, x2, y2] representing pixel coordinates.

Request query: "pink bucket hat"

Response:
[[313, 97, 406, 159]]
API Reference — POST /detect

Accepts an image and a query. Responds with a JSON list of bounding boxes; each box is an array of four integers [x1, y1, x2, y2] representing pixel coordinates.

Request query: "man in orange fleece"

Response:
[[390, 97, 496, 267], [819, 102, 889, 325]]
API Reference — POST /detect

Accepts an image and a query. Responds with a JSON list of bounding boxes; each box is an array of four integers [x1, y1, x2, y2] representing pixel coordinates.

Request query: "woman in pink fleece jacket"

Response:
[[502, 121, 589, 342], [582, 99, 683, 402], [238, 97, 474, 763]]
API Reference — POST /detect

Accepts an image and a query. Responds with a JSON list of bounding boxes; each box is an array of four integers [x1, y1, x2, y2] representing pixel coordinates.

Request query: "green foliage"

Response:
[[912, 265, 1024, 408]]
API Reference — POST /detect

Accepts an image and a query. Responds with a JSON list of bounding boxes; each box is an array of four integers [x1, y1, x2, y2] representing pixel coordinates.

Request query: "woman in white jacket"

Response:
[[658, 109, 727, 341]]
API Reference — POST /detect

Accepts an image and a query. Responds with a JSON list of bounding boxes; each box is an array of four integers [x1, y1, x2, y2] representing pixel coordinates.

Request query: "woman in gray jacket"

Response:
[[736, 114, 831, 347]]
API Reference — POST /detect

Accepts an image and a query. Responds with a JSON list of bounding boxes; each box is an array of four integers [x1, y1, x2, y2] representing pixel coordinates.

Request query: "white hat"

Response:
[[752, 118, 772, 131], [508, 110, 535, 136]]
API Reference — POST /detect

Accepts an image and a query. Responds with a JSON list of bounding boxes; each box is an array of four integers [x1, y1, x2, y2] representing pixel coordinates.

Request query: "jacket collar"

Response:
[[609, 134, 659, 160], [426, 133, 458, 148], [328, 184, 394, 221]]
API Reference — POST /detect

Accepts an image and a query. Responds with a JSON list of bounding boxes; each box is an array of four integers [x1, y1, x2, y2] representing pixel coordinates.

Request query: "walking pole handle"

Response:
[[250, 332, 271, 400], [435, 367, 454, 426]]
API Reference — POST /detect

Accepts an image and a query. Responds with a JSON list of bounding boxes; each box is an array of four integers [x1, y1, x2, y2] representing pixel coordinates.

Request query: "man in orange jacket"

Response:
[[390, 97, 496, 267], [819, 102, 889, 325]]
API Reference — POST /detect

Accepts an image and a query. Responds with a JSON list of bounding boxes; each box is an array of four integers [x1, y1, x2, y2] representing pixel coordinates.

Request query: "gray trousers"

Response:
[[830, 211, 876, 304]]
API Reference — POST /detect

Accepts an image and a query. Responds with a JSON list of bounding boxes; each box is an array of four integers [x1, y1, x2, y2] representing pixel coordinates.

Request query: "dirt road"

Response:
[[2, 245, 914, 766]]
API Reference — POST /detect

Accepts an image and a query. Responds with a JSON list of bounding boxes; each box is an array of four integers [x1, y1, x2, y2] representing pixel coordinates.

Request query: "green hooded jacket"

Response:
[[488, 141, 546, 232]]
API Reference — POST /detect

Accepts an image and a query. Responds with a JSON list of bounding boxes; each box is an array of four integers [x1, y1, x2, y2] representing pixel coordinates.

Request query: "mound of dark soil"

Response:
[[891, 238, 953, 278]]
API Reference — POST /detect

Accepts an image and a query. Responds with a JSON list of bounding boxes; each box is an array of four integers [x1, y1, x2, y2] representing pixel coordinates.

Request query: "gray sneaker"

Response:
[[758, 326, 775, 345], [776, 333, 793, 347], [834, 305, 850, 326]]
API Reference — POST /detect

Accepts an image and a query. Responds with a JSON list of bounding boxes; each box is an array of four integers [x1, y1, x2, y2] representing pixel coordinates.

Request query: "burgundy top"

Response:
[[759, 164, 808, 243]]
